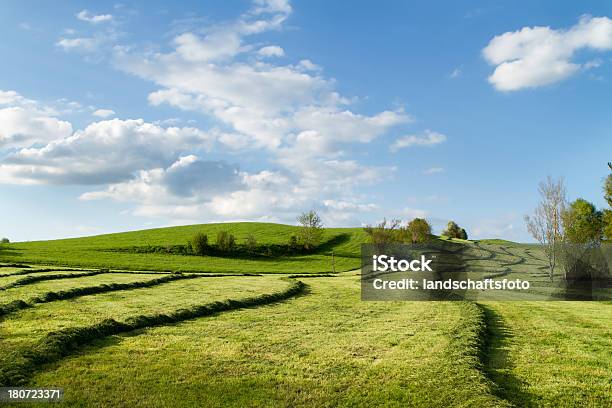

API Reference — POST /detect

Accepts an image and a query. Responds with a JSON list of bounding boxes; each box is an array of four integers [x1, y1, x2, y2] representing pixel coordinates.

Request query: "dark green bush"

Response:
[[190, 233, 209, 256], [216, 231, 236, 252]]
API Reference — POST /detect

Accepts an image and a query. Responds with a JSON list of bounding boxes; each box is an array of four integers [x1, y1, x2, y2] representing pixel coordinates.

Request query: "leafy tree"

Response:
[[604, 172, 612, 240], [405, 218, 432, 243], [244, 234, 257, 252], [364, 219, 403, 245], [296, 210, 324, 251], [288, 235, 300, 251], [442, 221, 468, 240], [604, 210, 612, 241], [189, 233, 208, 256], [562, 198, 603, 244], [216, 231, 236, 252]]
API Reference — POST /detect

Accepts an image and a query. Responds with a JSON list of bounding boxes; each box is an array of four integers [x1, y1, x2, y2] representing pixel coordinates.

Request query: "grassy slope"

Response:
[[0, 223, 366, 273], [27, 275, 506, 407]]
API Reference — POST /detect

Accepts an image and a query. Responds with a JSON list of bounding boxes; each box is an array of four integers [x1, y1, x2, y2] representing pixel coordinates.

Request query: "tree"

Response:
[[604, 172, 612, 240], [524, 176, 566, 281], [442, 221, 468, 240], [562, 198, 603, 245], [405, 218, 432, 243], [244, 234, 257, 252], [296, 210, 324, 251], [189, 233, 208, 256], [364, 218, 403, 245], [216, 231, 236, 252]]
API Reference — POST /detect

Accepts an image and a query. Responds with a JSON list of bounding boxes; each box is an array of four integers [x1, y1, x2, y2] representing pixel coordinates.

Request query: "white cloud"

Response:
[[0, 119, 213, 185], [450, 68, 461, 78], [92, 108, 116, 118], [423, 167, 444, 175], [5, 0, 421, 226], [56, 36, 102, 52], [390, 130, 446, 152], [0, 90, 73, 149], [77, 10, 113, 24], [258, 45, 284, 57], [483, 15, 612, 91]]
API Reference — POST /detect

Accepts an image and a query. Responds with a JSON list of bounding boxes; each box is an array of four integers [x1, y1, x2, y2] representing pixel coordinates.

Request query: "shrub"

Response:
[[288, 235, 300, 250], [216, 231, 236, 252], [405, 218, 432, 243], [190, 233, 208, 256], [364, 219, 403, 245], [1, 238, 9, 244], [244, 234, 257, 252], [443, 221, 468, 240]]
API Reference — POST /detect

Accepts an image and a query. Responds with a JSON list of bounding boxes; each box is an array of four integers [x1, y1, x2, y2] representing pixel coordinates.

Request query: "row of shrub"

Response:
[[112, 232, 322, 258], [364, 218, 469, 245], [0, 279, 306, 387]]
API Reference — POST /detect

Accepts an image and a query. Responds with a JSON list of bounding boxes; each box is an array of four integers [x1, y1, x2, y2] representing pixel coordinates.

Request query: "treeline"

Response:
[[363, 218, 468, 244], [524, 164, 612, 282]]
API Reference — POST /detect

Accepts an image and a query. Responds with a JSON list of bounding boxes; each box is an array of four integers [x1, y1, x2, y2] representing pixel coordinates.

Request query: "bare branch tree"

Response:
[[524, 176, 567, 281]]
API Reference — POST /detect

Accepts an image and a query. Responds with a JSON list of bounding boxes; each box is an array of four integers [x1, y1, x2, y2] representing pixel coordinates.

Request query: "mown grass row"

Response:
[[0, 274, 205, 317], [0, 279, 306, 387], [0, 268, 93, 279], [0, 270, 107, 290], [453, 302, 511, 407]]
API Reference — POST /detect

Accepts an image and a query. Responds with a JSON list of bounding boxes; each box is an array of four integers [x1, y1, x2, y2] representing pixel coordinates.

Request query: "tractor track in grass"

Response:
[[0, 278, 306, 387]]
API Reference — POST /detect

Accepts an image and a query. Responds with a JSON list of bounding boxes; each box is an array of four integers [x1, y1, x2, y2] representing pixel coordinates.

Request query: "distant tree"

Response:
[[288, 235, 300, 251], [296, 210, 324, 251], [1, 238, 9, 244], [562, 198, 603, 245], [364, 218, 403, 245], [216, 231, 236, 252], [604, 172, 612, 240], [524, 176, 567, 281], [442, 221, 468, 240], [189, 233, 208, 256], [244, 234, 257, 252], [405, 218, 432, 243]]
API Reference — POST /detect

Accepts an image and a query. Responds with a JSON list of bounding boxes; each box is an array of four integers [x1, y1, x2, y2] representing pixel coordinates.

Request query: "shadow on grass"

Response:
[[479, 304, 539, 408]]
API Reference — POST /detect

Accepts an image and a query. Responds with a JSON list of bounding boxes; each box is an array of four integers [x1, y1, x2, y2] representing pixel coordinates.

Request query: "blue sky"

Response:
[[1, 0, 611, 242]]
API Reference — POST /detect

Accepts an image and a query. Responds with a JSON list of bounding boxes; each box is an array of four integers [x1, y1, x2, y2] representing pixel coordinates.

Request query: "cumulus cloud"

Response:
[[483, 15, 612, 91], [258, 45, 285, 57], [3, 0, 422, 226], [77, 10, 113, 24], [0, 119, 213, 185], [0, 90, 73, 149], [92, 108, 115, 118], [390, 130, 446, 152]]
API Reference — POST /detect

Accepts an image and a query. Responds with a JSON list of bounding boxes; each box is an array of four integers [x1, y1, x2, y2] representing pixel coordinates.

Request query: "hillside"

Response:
[[0, 223, 367, 273]]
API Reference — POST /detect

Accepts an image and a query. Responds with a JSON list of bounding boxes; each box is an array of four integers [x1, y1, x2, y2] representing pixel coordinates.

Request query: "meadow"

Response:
[[0, 223, 610, 407]]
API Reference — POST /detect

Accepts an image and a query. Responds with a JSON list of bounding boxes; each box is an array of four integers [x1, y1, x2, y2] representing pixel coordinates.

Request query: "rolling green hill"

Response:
[[0, 223, 367, 273]]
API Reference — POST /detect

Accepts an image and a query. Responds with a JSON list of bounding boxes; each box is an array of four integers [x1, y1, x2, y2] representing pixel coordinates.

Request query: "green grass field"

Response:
[[0, 223, 610, 407], [0, 223, 365, 273]]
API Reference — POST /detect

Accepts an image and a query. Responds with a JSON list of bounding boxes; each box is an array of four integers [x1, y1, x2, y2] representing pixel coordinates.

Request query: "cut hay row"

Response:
[[0, 270, 107, 290], [0, 279, 306, 387], [0, 274, 206, 317], [0, 268, 96, 279]]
